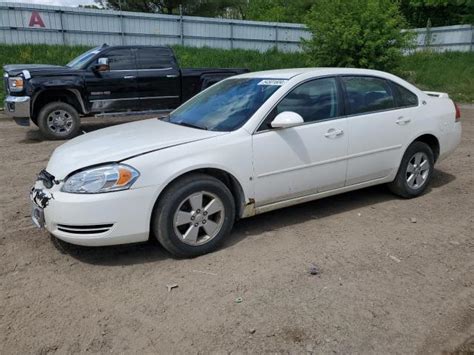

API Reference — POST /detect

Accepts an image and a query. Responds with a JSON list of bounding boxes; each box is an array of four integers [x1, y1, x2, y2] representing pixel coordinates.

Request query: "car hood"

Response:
[[3, 64, 74, 76], [46, 118, 227, 179]]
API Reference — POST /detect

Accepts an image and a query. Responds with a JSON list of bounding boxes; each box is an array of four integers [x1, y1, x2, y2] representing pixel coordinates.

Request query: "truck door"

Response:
[[135, 47, 181, 111], [85, 48, 139, 113]]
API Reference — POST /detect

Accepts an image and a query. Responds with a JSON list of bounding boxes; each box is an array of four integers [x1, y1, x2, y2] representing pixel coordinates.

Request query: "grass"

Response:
[[1, 44, 473, 103], [399, 51, 474, 104]]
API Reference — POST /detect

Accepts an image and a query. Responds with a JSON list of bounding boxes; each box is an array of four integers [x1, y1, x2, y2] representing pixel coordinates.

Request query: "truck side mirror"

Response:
[[93, 57, 110, 72]]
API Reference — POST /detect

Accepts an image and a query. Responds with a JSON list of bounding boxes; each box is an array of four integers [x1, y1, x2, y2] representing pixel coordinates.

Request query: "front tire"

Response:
[[152, 174, 236, 258], [388, 141, 434, 198], [37, 102, 80, 140]]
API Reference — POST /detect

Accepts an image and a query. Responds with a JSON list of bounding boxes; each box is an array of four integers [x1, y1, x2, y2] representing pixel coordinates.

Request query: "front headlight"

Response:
[[61, 164, 140, 194], [8, 76, 24, 92]]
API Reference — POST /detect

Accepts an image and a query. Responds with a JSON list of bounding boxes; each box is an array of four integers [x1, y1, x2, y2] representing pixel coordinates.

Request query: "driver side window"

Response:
[[97, 49, 135, 71], [258, 77, 340, 131]]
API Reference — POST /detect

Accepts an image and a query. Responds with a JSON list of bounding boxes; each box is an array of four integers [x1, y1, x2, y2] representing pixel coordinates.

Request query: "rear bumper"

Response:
[[4, 95, 31, 124]]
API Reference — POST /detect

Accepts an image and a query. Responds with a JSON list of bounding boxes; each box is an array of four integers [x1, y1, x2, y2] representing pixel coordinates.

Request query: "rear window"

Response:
[[342, 76, 395, 115], [137, 48, 174, 70], [391, 82, 418, 107]]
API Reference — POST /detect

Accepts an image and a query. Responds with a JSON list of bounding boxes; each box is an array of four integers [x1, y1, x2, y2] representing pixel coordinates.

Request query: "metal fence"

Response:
[[412, 24, 473, 52], [0, 2, 310, 52], [0, 2, 472, 52]]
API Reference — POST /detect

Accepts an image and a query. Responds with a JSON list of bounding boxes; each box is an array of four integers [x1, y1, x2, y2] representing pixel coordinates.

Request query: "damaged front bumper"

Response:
[[29, 171, 154, 247], [30, 187, 52, 228]]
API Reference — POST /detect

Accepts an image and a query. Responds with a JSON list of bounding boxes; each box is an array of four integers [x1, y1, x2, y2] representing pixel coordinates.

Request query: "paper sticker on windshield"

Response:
[[258, 79, 288, 86]]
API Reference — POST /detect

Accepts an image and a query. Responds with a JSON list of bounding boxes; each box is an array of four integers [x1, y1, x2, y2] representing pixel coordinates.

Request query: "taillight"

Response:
[[454, 102, 461, 122]]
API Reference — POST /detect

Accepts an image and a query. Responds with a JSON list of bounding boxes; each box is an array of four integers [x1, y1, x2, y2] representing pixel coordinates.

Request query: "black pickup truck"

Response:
[[3, 44, 248, 139]]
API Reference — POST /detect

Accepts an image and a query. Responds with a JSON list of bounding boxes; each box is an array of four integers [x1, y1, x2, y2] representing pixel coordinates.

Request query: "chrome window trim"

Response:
[[108, 67, 174, 72]]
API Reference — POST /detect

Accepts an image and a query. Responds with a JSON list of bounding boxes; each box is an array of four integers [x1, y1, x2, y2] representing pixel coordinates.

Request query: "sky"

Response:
[[0, 0, 97, 6]]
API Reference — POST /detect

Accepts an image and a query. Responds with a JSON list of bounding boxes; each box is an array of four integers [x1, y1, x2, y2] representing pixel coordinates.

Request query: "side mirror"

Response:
[[271, 111, 304, 129], [93, 57, 109, 72]]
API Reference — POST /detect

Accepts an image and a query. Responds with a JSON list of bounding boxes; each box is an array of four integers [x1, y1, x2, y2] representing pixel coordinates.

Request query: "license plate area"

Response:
[[31, 202, 44, 228]]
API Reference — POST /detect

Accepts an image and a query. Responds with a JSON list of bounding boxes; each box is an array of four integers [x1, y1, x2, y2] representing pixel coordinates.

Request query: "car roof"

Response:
[[234, 67, 393, 80], [103, 45, 171, 50]]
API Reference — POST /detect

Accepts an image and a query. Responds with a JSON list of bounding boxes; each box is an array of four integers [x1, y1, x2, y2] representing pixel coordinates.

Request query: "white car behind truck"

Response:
[[30, 68, 462, 257]]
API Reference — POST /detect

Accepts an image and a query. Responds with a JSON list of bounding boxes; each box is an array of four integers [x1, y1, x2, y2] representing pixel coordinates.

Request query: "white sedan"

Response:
[[30, 68, 462, 257]]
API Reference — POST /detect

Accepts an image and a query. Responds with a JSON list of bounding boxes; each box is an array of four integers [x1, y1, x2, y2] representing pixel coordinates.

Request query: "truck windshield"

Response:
[[66, 47, 101, 69], [166, 78, 285, 131]]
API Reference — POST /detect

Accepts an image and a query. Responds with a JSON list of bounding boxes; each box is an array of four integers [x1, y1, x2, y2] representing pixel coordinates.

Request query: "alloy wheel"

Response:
[[47, 110, 74, 135], [406, 152, 430, 189], [173, 191, 225, 246]]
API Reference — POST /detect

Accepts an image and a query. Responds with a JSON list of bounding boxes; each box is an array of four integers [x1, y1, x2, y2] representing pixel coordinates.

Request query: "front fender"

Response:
[[30, 76, 87, 114], [125, 131, 254, 222]]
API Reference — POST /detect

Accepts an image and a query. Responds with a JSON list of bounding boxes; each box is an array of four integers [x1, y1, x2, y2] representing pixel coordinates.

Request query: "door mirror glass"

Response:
[[271, 111, 304, 129], [93, 57, 109, 72]]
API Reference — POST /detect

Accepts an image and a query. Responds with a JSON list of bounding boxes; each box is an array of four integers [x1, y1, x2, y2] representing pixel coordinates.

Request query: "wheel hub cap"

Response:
[[47, 110, 74, 134], [173, 191, 225, 246], [406, 152, 430, 189]]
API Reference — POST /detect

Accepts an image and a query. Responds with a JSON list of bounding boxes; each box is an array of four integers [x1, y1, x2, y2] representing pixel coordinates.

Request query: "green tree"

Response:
[[399, 0, 474, 27], [243, 0, 313, 22], [303, 0, 414, 72], [97, 0, 246, 17]]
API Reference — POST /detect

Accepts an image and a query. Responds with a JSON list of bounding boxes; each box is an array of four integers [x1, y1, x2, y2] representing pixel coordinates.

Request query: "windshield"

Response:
[[66, 47, 101, 69], [166, 78, 286, 131]]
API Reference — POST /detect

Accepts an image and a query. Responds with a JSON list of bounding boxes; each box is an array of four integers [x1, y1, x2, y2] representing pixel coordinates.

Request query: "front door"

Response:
[[135, 47, 181, 111], [85, 48, 139, 113], [252, 77, 349, 206]]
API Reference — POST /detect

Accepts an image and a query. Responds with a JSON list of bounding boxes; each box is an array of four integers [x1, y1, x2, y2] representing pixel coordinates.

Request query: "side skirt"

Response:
[[248, 176, 392, 216]]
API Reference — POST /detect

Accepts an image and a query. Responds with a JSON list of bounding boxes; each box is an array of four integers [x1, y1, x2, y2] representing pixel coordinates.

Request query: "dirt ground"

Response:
[[0, 108, 472, 354]]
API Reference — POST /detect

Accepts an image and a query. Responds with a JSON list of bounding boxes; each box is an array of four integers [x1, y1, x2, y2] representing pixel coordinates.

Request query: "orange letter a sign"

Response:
[[29, 11, 45, 28]]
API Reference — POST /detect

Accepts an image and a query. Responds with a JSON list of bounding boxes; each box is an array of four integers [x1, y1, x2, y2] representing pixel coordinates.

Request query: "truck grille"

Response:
[[57, 224, 114, 235]]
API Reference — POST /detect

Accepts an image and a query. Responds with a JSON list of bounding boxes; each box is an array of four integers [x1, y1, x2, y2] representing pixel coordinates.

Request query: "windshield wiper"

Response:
[[175, 122, 208, 130]]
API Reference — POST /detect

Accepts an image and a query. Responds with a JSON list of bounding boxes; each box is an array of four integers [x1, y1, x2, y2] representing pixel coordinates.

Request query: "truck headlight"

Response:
[[8, 76, 24, 92], [62, 164, 140, 194]]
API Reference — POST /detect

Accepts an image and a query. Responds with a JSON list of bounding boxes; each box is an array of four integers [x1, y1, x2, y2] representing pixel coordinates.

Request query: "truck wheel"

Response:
[[37, 102, 80, 140], [152, 173, 235, 258], [388, 141, 434, 198]]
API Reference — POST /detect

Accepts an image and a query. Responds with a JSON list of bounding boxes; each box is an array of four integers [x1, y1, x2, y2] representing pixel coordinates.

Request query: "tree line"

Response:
[[90, 0, 473, 28]]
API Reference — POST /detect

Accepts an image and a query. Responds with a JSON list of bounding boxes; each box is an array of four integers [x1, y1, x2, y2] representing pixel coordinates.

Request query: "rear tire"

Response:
[[37, 102, 80, 140], [152, 173, 235, 258], [388, 141, 434, 198]]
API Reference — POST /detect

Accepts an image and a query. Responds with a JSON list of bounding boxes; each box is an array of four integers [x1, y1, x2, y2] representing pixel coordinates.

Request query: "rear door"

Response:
[[135, 47, 181, 110], [342, 76, 415, 186], [85, 48, 140, 112]]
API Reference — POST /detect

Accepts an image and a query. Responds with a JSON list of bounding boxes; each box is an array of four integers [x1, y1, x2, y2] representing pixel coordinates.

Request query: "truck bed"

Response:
[[180, 68, 249, 102]]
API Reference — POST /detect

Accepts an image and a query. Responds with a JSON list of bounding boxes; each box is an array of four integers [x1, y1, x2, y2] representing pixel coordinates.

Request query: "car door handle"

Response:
[[123, 75, 136, 79], [396, 116, 411, 125], [166, 74, 178, 78], [324, 128, 344, 138]]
